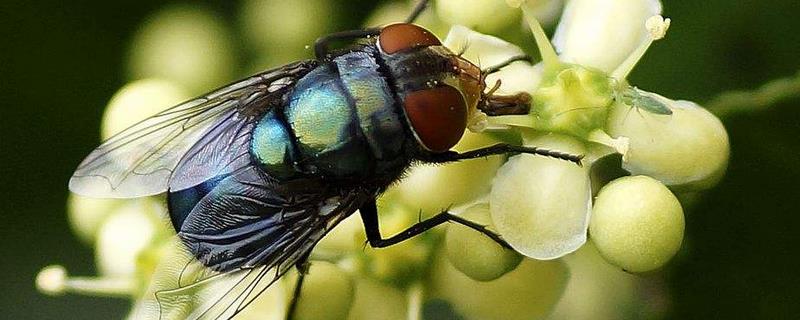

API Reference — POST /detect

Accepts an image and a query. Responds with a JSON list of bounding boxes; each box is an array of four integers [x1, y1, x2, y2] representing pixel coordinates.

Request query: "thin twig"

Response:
[[706, 71, 800, 118]]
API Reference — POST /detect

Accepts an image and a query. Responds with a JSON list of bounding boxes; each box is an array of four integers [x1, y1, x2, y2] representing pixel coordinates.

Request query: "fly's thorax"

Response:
[[377, 24, 483, 154], [250, 49, 411, 183]]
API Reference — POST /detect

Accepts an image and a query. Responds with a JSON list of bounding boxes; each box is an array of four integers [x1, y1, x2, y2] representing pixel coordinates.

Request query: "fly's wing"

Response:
[[132, 165, 369, 320], [128, 240, 288, 320], [69, 60, 317, 198]]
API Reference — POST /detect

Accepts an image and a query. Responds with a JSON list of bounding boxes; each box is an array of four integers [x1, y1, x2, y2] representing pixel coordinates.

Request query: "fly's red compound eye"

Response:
[[403, 85, 467, 153], [379, 23, 441, 54]]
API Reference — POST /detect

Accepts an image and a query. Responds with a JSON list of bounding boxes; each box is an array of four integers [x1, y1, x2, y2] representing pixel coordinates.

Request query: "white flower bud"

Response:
[[590, 176, 684, 272], [490, 133, 591, 259], [240, 0, 334, 63], [102, 79, 190, 140], [548, 243, 642, 320], [67, 193, 125, 243], [128, 4, 236, 93], [36, 265, 68, 296], [95, 199, 164, 276], [387, 131, 504, 217], [552, 0, 662, 73], [444, 25, 542, 94], [446, 204, 522, 281], [606, 91, 730, 190], [437, 0, 520, 33], [430, 252, 569, 320]]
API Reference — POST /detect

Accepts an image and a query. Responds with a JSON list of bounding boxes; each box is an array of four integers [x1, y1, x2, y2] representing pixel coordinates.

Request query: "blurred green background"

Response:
[[1, 0, 798, 319]]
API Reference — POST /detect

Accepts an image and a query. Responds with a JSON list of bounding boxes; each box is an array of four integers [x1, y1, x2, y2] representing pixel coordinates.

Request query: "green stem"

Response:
[[706, 71, 800, 118]]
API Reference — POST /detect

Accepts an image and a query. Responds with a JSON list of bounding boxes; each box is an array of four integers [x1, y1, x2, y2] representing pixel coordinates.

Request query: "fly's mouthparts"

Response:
[[479, 91, 532, 116]]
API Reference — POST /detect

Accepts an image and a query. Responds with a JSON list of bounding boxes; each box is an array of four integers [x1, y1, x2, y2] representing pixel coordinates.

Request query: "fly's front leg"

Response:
[[405, 0, 431, 23], [420, 143, 584, 165], [359, 199, 511, 249]]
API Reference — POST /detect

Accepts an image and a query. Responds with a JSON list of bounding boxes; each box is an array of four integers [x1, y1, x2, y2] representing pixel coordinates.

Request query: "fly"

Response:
[[69, 1, 582, 319]]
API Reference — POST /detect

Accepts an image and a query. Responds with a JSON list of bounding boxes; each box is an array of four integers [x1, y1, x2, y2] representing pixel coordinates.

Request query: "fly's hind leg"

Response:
[[285, 257, 311, 320], [359, 199, 511, 249]]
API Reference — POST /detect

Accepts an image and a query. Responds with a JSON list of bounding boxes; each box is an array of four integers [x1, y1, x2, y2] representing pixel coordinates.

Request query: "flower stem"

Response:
[[706, 71, 800, 118], [520, 5, 560, 74], [406, 282, 424, 320], [611, 15, 671, 80]]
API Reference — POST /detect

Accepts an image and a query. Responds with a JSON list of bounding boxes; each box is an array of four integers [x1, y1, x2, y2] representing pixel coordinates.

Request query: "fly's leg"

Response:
[[405, 0, 431, 23], [313, 29, 380, 61], [359, 199, 511, 249], [481, 54, 533, 75], [313, 0, 432, 60], [420, 143, 584, 165], [285, 257, 311, 320]]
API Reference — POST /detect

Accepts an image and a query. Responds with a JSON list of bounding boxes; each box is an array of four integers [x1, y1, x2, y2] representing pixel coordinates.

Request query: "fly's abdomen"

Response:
[[283, 64, 372, 177], [251, 110, 298, 180]]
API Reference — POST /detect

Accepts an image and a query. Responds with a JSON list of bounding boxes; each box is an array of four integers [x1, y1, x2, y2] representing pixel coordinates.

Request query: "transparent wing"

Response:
[[129, 183, 366, 320], [69, 60, 316, 198]]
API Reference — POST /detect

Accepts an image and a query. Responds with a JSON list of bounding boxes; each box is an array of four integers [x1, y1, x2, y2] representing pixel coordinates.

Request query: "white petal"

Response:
[[444, 25, 526, 69], [552, 0, 662, 73], [444, 25, 544, 93], [490, 134, 591, 259]]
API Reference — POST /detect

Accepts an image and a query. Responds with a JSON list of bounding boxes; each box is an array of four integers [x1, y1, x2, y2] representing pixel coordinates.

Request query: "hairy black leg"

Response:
[[420, 143, 584, 165], [359, 199, 511, 249], [313, 0, 431, 60], [313, 28, 380, 61], [285, 259, 311, 320], [405, 0, 431, 23], [482, 54, 533, 75]]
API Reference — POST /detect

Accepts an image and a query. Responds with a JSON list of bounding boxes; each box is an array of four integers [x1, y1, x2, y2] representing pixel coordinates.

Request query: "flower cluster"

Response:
[[36, 0, 729, 319]]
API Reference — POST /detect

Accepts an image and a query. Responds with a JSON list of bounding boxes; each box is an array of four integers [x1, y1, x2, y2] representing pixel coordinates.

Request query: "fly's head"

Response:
[[377, 23, 488, 154]]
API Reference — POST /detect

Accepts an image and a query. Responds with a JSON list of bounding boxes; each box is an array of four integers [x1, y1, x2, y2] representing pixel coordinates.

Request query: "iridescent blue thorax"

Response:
[[250, 46, 410, 182]]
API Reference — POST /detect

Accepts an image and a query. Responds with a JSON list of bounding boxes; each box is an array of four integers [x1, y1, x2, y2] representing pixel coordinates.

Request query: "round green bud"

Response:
[[430, 251, 569, 320], [128, 4, 236, 93], [446, 203, 522, 281], [293, 262, 355, 320], [606, 92, 729, 190], [101, 79, 190, 139], [530, 66, 614, 138], [490, 133, 591, 259], [387, 131, 503, 218], [589, 175, 684, 273], [437, 0, 520, 33]]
